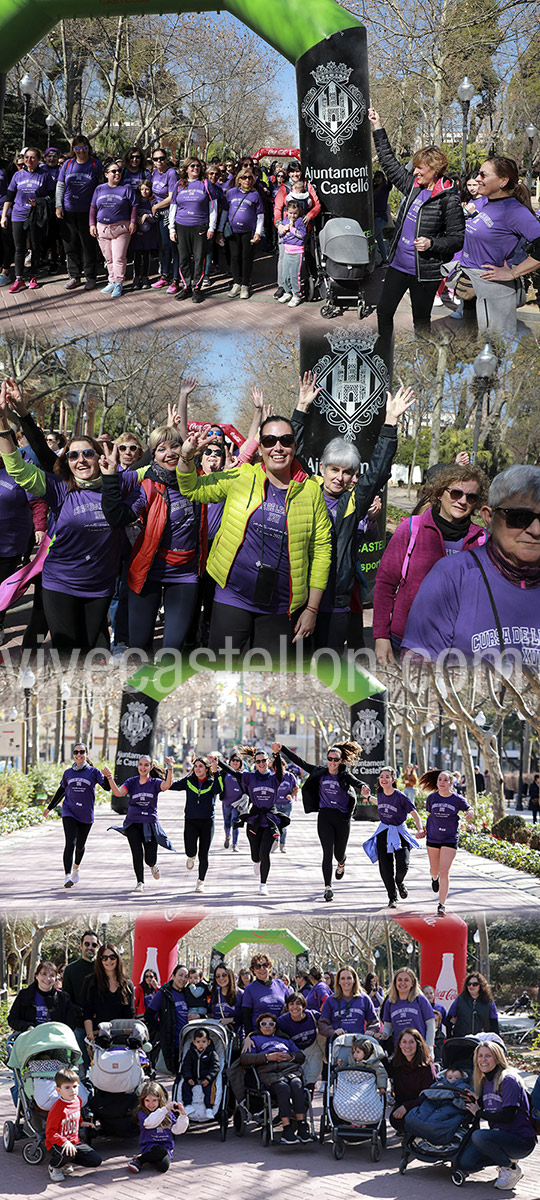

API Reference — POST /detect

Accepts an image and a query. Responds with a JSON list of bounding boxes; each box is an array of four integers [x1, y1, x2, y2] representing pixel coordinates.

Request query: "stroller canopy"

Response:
[[319, 218, 369, 266], [8, 1022, 81, 1071], [178, 1017, 230, 1057]]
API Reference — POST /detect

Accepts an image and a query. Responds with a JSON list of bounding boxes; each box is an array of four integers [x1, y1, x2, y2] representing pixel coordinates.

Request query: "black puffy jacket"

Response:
[[8, 983, 78, 1032], [373, 128, 465, 281], [280, 746, 362, 815]]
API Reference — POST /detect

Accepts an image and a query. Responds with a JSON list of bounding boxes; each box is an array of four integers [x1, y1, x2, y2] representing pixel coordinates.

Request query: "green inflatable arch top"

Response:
[[0, 0, 362, 73], [213, 928, 309, 958], [127, 656, 385, 707]]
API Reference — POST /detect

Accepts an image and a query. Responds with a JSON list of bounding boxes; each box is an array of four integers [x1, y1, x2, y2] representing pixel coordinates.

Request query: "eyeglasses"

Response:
[[83, 940, 99, 948], [74, 749, 86, 755], [255, 757, 267, 763], [153, 156, 165, 162], [74, 144, 88, 151], [188, 163, 201, 169], [260, 433, 295, 449], [327, 754, 340, 762], [67, 449, 96, 461], [492, 506, 540, 529], [445, 487, 481, 505], [129, 154, 141, 160], [101, 954, 118, 962], [118, 444, 139, 453], [229, 756, 241, 763], [259, 1020, 276, 1027], [108, 168, 122, 174]]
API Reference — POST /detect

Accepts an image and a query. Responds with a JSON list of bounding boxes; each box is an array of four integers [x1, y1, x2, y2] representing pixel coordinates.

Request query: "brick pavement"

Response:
[[1, 793, 539, 916]]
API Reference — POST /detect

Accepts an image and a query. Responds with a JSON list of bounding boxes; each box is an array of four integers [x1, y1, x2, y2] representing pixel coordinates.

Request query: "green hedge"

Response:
[[0, 760, 113, 837], [460, 830, 540, 879]]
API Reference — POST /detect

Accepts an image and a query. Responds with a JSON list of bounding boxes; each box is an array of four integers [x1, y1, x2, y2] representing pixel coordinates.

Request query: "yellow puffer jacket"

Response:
[[177, 462, 332, 614]]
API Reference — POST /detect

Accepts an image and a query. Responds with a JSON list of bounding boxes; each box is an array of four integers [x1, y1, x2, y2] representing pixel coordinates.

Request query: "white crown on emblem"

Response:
[[310, 63, 352, 86]]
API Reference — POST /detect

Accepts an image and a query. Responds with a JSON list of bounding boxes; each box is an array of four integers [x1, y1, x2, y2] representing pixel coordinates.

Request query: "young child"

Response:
[[133, 178, 158, 288], [336, 1037, 388, 1095], [180, 1028, 220, 1117], [45, 1068, 101, 1182], [129, 1081, 188, 1174], [278, 198, 307, 308], [404, 1066, 476, 1145]]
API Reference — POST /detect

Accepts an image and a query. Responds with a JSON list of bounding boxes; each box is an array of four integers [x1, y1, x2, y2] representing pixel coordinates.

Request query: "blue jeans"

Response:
[[374, 215, 389, 261], [275, 800, 292, 846], [282, 250, 304, 297], [223, 802, 239, 847], [158, 215, 179, 280], [459, 1129, 536, 1174]]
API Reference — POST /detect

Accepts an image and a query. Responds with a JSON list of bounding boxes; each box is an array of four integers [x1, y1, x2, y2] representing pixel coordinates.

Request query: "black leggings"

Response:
[[209, 601, 299, 658], [0, 220, 14, 272], [12, 219, 42, 278], [134, 249, 150, 276], [247, 822, 275, 884], [42, 588, 112, 651], [135, 1146, 170, 1172], [229, 231, 255, 286], [376, 829, 410, 902], [176, 222, 207, 290], [270, 1076, 305, 1118], [184, 817, 214, 880], [377, 266, 441, 373], [125, 823, 158, 883], [62, 816, 92, 874], [317, 807, 351, 886], [61, 210, 97, 281], [129, 579, 199, 654]]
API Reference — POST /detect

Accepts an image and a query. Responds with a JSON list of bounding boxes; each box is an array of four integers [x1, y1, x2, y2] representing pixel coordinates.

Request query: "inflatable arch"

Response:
[[0, 0, 374, 251], [132, 912, 468, 1014]]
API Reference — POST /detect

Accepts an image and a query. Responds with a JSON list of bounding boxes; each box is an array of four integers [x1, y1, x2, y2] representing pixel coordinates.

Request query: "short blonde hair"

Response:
[[148, 425, 182, 454], [412, 145, 448, 177]]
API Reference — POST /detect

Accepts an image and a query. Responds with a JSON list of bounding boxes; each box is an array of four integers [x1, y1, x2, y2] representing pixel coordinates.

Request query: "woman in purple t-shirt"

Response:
[[170, 157, 217, 303], [419, 768, 473, 915], [149, 150, 179, 291], [56, 135, 103, 291], [362, 767, 425, 908], [459, 1041, 536, 1188], [219, 167, 264, 299], [43, 742, 111, 889], [89, 163, 138, 298], [104, 755, 174, 891], [1, 147, 51, 293]]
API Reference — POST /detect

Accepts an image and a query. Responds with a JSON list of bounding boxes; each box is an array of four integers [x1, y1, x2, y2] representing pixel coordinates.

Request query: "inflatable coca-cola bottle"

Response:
[[435, 952, 458, 1013]]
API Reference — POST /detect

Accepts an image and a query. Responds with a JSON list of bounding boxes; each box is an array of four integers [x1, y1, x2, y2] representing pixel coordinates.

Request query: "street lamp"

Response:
[[472, 344, 497, 461], [21, 666, 36, 770], [525, 123, 536, 192], [516, 714, 527, 811], [45, 114, 55, 147], [19, 72, 35, 147], [457, 76, 475, 178], [60, 683, 70, 762]]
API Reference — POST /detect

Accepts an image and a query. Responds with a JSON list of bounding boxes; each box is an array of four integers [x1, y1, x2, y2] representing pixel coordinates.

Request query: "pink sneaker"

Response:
[[28, 277, 38, 290], [151, 277, 168, 289], [167, 281, 179, 294], [8, 278, 26, 294]]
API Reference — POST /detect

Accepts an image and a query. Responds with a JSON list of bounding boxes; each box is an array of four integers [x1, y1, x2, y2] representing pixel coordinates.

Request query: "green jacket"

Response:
[[176, 461, 332, 614]]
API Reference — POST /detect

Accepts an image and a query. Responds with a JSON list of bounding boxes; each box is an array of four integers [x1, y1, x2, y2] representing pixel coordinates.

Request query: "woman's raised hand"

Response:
[[270, 742, 282, 754], [385, 385, 416, 425], [180, 430, 211, 459], [2, 377, 26, 416], [179, 376, 198, 403], [297, 370, 320, 411], [251, 385, 264, 411], [99, 444, 119, 475], [368, 108, 382, 130]]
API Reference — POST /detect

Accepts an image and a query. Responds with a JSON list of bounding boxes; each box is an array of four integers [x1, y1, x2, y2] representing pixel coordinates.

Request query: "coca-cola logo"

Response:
[[436, 988, 458, 1002]]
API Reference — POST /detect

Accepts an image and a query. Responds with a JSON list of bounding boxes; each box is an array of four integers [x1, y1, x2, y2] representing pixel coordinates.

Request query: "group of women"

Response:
[[9, 948, 535, 1187]]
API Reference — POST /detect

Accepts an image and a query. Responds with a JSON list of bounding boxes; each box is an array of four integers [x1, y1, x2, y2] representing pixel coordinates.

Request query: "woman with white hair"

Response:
[[402, 463, 540, 664]]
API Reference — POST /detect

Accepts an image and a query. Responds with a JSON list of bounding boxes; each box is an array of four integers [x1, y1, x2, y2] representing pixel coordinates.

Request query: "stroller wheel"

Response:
[[451, 1170, 466, 1187], [219, 1115, 228, 1142], [321, 303, 336, 319], [2, 1121, 15, 1152], [399, 1156, 408, 1174], [332, 1135, 345, 1160], [370, 1135, 383, 1162], [261, 1124, 271, 1147], [233, 1106, 246, 1137], [22, 1139, 45, 1165], [318, 1114, 326, 1144]]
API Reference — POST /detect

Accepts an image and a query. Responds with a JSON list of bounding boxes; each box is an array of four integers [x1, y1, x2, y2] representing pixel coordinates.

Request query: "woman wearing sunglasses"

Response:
[[43, 743, 111, 889], [56, 135, 103, 291], [122, 147, 149, 186], [82, 944, 135, 1041], [219, 745, 284, 896], [374, 462, 489, 667], [177, 416, 331, 657], [105, 755, 175, 892], [0, 385, 137, 649], [403, 464, 540, 664], [89, 163, 138, 298], [150, 150, 179, 291], [275, 739, 363, 902], [170, 157, 218, 303]]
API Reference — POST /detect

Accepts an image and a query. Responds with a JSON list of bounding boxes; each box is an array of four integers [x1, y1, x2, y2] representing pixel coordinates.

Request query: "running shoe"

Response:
[[224, 837, 230, 848], [432, 294, 444, 307], [274, 286, 285, 299], [141, 277, 151, 289], [437, 902, 446, 915], [388, 898, 398, 909], [324, 886, 333, 902], [281, 1126, 298, 1144], [0, 272, 12, 287], [192, 287, 203, 303], [28, 277, 38, 289], [8, 278, 26, 293], [132, 276, 142, 290], [296, 1120, 313, 1143], [64, 277, 81, 290], [335, 857, 346, 880], [48, 1165, 66, 1181], [84, 279, 97, 291], [135, 881, 144, 892], [186, 856, 195, 870], [259, 883, 269, 896], [71, 867, 80, 884], [253, 862, 260, 876], [288, 296, 301, 307], [62, 1164, 75, 1174], [128, 1157, 141, 1174], [431, 875, 440, 892], [233, 846, 239, 853], [280, 845, 286, 853], [167, 281, 179, 294], [151, 276, 168, 288], [397, 882, 408, 898], [101, 282, 115, 294], [151, 865, 160, 879], [195, 879, 205, 893], [278, 292, 292, 303], [494, 1167, 523, 1190], [111, 283, 122, 298], [64, 874, 73, 888], [228, 283, 241, 297], [240, 285, 250, 300], [176, 287, 192, 301], [201, 277, 211, 289]]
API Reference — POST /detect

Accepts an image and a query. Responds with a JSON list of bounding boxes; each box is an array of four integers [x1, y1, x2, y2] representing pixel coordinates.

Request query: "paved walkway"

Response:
[[0, 1068, 538, 1200], [1, 792, 539, 915]]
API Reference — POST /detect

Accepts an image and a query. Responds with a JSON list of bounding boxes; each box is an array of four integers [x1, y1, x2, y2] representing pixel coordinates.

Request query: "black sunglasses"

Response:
[[445, 487, 481, 505], [203, 446, 223, 456], [260, 433, 295, 449], [327, 754, 340, 762], [101, 953, 118, 962], [493, 506, 540, 529], [153, 156, 165, 161]]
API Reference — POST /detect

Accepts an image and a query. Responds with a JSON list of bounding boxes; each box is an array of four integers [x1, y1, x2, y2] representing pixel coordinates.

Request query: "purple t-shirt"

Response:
[[319, 772, 351, 813], [0, 468, 33, 555], [207, 500, 224, 543], [461, 197, 540, 269], [305, 980, 331, 1010], [225, 186, 264, 234], [150, 167, 178, 205], [222, 772, 243, 808], [321, 992, 378, 1034], [61, 765, 105, 824], [217, 481, 289, 614], [146, 985, 188, 1042], [249, 1032, 299, 1055], [393, 188, 432, 275], [426, 791, 469, 844], [42, 479, 128, 598], [123, 166, 149, 186], [282, 216, 307, 250], [242, 977, 291, 1021], [8, 166, 51, 221], [123, 775, 162, 824], [482, 1074, 535, 1141], [34, 991, 50, 1024], [276, 769, 297, 808], [240, 770, 280, 827], [138, 1108, 176, 1158], [382, 993, 434, 1040], [58, 158, 103, 212], [277, 1010, 319, 1048], [173, 179, 216, 225], [130, 484, 200, 584], [378, 788, 415, 826], [90, 182, 137, 225]]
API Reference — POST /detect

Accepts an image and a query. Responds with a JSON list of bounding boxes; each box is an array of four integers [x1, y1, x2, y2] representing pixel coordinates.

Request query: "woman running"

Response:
[[104, 755, 175, 893], [419, 768, 473, 914], [217, 749, 245, 852], [43, 742, 111, 889], [169, 756, 222, 894], [362, 766, 425, 908], [219, 745, 284, 897], [276, 740, 363, 902]]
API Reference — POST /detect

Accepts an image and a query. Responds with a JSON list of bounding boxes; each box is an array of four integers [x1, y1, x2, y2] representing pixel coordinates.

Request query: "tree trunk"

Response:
[[428, 338, 449, 468], [458, 725, 476, 801], [412, 722, 427, 774], [477, 913, 490, 980]]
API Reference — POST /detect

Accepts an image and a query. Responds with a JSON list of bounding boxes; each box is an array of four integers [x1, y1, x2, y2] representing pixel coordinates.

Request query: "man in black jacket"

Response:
[[61, 930, 100, 1074]]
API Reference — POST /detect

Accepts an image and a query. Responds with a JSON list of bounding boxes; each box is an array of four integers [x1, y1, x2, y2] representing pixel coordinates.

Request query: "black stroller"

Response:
[[398, 1035, 482, 1184], [316, 217, 372, 319]]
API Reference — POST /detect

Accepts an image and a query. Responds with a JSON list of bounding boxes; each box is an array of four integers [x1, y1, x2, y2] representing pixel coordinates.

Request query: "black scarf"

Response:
[[431, 506, 472, 541], [146, 462, 179, 490]]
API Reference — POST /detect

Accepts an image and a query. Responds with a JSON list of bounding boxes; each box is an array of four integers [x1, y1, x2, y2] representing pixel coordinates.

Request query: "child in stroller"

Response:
[[320, 1033, 388, 1160], [4, 1020, 85, 1165], [180, 1027, 220, 1117], [172, 1017, 232, 1136], [336, 1038, 388, 1094], [398, 1035, 484, 1175]]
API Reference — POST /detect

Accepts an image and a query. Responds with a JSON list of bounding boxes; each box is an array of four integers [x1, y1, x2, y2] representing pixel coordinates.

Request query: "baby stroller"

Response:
[[316, 217, 371, 320], [319, 1033, 387, 1160], [172, 1018, 232, 1142], [87, 1018, 151, 1138], [4, 1021, 81, 1164], [399, 1035, 481, 1182]]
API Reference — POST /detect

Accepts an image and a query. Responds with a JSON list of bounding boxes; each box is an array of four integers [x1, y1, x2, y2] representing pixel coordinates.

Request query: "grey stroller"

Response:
[[317, 217, 371, 319]]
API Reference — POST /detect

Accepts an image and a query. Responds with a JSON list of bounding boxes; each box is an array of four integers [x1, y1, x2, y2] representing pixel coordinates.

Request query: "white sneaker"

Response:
[[270, 841, 277, 853], [259, 883, 269, 896], [135, 881, 144, 892], [62, 1164, 75, 1175], [278, 292, 293, 303], [71, 867, 80, 883], [48, 1165, 66, 1181], [195, 879, 205, 893], [494, 1167, 523, 1190], [233, 845, 240, 853], [288, 296, 301, 307], [253, 862, 260, 876], [186, 856, 195, 870], [240, 285, 250, 299], [228, 283, 241, 297], [280, 846, 286, 853], [64, 874, 73, 888], [201, 278, 211, 289], [151, 865, 160, 879], [432, 294, 444, 306]]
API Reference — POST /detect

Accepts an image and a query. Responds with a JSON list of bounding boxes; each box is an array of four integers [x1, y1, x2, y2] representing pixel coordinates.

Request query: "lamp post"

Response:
[[45, 114, 55, 147], [526, 123, 536, 193], [516, 715, 526, 811], [19, 72, 35, 147], [21, 666, 36, 771], [472, 343, 497, 461], [457, 76, 475, 178], [60, 683, 70, 762]]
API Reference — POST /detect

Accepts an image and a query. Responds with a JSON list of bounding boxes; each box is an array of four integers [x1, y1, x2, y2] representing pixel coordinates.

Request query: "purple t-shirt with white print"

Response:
[[41, 478, 131, 597], [173, 180, 216, 226], [150, 167, 178, 204], [481, 1073, 535, 1141], [461, 197, 540, 269], [319, 773, 351, 813], [58, 158, 103, 212], [60, 765, 106, 824], [225, 187, 264, 234], [377, 788, 415, 826], [216, 481, 289, 613], [426, 791, 469, 844], [90, 183, 137, 225], [129, 484, 200, 584], [0, 468, 33, 555], [392, 188, 432, 274], [8, 167, 51, 221], [137, 1109, 176, 1158], [124, 774, 162, 824]]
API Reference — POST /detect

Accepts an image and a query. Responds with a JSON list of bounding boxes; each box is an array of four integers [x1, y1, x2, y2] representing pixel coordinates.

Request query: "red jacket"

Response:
[[273, 182, 321, 227], [46, 1096, 81, 1149], [373, 508, 486, 642]]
